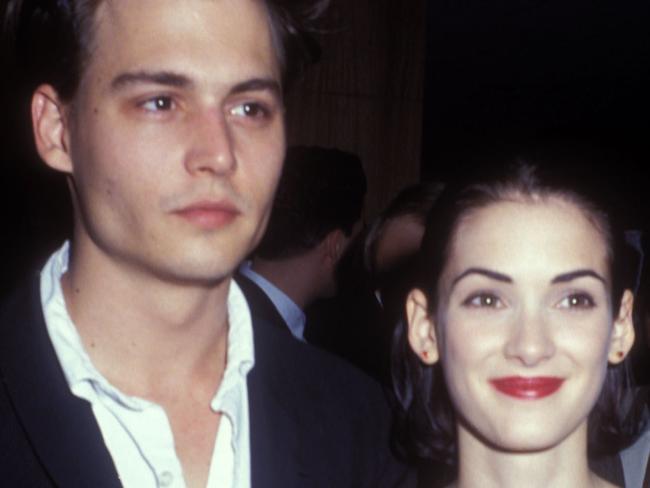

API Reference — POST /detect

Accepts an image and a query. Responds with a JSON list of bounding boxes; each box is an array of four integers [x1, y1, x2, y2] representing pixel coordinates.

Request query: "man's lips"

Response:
[[489, 376, 565, 399], [173, 200, 240, 229]]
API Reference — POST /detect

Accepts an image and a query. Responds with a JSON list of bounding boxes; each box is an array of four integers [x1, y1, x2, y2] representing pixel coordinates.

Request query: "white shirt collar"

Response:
[[41, 241, 255, 488], [42, 241, 255, 408]]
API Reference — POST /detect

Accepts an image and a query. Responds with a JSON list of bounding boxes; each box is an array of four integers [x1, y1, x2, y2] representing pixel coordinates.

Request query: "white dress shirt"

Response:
[[41, 242, 254, 488], [238, 261, 306, 341]]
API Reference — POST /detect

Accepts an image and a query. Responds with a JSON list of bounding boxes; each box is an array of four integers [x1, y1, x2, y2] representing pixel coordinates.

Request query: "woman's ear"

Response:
[[31, 84, 74, 174], [406, 288, 439, 365], [608, 289, 635, 364]]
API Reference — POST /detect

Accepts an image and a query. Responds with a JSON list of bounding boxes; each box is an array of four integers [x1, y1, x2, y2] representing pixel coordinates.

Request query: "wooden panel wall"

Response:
[[284, 0, 426, 218]]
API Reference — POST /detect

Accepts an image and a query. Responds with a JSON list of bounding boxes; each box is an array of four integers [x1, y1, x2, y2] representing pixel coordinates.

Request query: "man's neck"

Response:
[[62, 244, 231, 400]]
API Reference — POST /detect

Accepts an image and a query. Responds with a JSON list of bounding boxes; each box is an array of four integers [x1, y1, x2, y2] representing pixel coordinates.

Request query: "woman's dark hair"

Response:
[[2, 0, 329, 102], [392, 160, 644, 466]]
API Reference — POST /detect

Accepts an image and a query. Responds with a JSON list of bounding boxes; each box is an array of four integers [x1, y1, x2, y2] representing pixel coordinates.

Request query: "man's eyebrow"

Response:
[[551, 269, 606, 284], [229, 78, 282, 98], [110, 73, 281, 99], [451, 267, 513, 288], [111, 71, 194, 91]]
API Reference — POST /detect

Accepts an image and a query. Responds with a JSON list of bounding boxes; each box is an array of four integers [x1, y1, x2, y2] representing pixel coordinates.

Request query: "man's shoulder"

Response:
[[0, 272, 116, 486], [253, 312, 383, 392], [251, 313, 395, 440], [0, 271, 43, 339], [250, 315, 415, 488]]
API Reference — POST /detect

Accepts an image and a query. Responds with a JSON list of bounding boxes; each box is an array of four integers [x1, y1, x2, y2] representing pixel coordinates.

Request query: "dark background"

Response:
[[422, 0, 649, 206], [1, 0, 650, 297]]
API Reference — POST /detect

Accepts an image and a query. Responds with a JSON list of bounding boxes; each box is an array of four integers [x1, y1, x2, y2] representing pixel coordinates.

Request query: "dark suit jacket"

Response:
[[235, 270, 393, 386], [234, 272, 289, 334], [0, 273, 414, 487]]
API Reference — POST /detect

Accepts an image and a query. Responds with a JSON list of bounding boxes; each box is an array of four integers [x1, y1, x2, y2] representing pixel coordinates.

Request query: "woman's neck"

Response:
[[453, 422, 616, 488]]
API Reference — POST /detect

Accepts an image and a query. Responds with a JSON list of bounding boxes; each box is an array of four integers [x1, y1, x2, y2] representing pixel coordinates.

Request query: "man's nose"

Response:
[[503, 311, 556, 367], [183, 109, 236, 175]]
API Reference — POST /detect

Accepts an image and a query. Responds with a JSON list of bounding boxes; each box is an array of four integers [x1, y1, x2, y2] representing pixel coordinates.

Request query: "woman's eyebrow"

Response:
[[451, 267, 512, 288], [451, 267, 606, 288], [551, 269, 606, 284]]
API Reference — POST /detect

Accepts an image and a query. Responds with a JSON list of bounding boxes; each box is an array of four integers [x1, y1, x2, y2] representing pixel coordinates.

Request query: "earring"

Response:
[[617, 351, 624, 359], [422, 350, 429, 360]]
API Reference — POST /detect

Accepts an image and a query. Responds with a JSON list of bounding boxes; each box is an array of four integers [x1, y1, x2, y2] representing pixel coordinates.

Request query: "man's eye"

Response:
[[557, 293, 595, 310], [229, 102, 269, 119], [140, 96, 175, 112], [462, 293, 504, 309]]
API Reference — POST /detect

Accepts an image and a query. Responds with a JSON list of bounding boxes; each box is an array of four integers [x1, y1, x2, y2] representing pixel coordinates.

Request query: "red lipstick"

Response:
[[489, 376, 565, 399], [174, 200, 240, 229]]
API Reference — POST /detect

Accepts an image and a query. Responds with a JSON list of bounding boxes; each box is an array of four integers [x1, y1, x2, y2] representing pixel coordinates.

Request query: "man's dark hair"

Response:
[[255, 146, 367, 260], [2, 0, 329, 102]]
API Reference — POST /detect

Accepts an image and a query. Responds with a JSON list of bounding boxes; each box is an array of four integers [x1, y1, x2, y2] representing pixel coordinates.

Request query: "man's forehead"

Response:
[[84, 0, 280, 86], [93, 0, 271, 40]]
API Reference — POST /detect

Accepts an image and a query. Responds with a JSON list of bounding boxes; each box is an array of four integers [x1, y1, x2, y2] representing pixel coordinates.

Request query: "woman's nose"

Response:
[[503, 311, 556, 366]]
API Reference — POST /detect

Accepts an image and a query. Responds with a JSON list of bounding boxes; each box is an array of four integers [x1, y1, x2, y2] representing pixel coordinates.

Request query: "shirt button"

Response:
[[159, 471, 174, 487]]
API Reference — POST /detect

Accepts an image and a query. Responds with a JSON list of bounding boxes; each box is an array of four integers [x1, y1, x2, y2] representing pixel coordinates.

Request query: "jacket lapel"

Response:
[[248, 315, 308, 488], [235, 272, 292, 334], [0, 275, 121, 488]]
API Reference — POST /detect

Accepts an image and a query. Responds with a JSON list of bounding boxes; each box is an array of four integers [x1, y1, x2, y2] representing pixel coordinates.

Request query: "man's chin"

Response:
[[149, 260, 236, 289]]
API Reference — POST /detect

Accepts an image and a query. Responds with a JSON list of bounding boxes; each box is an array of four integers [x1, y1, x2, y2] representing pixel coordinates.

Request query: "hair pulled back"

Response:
[[391, 161, 644, 465]]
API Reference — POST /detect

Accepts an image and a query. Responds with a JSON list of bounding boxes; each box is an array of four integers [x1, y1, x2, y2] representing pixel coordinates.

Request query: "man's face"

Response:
[[61, 0, 285, 284]]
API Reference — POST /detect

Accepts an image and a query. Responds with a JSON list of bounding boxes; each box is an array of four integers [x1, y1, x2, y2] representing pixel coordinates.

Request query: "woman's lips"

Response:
[[489, 376, 565, 399], [173, 201, 240, 229]]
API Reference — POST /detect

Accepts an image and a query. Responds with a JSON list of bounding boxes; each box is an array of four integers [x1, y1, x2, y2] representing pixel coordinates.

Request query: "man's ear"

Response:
[[323, 229, 346, 265], [31, 84, 73, 174], [608, 289, 635, 364], [406, 288, 439, 365]]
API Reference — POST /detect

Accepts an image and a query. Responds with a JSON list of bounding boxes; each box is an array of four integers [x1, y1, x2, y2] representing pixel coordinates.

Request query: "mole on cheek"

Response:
[[104, 179, 116, 197]]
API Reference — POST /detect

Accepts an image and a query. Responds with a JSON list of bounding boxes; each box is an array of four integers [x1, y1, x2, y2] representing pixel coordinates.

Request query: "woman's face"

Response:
[[407, 197, 634, 452]]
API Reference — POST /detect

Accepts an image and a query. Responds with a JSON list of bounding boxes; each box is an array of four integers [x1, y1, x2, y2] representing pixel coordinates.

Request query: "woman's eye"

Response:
[[557, 293, 595, 310], [140, 96, 175, 112], [462, 293, 504, 309], [230, 102, 270, 119]]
